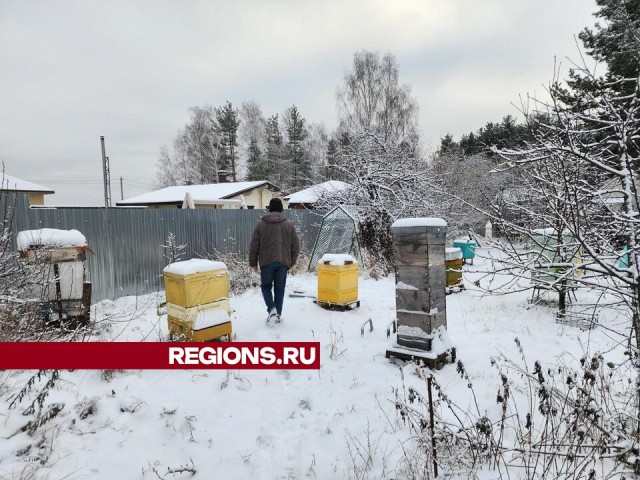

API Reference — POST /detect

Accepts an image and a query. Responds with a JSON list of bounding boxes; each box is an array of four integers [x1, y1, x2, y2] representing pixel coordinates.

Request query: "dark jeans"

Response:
[[260, 262, 288, 316]]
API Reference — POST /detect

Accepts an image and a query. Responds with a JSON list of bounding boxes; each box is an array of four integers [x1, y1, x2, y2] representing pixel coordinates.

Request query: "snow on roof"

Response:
[[0, 174, 54, 194], [285, 181, 350, 204], [531, 228, 573, 237], [17, 228, 87, 250], [116, 181, 272, 206], [391, 218, 447, 228], [163, 259, 227, 275], [532, 228, 557, 236]]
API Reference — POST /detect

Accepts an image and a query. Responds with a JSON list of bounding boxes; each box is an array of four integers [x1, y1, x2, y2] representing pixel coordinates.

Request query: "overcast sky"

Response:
[[0, 0, 597, 205]]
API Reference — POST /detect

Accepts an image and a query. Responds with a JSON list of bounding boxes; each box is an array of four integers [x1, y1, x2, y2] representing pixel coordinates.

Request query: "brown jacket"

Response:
[[249, 212, 300, 268]]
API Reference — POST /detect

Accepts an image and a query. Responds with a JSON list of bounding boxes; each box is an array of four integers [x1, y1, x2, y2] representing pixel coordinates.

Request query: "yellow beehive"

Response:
[[163, 259, 229, 308], [445, 247, 463, 287], [317, 255, 359, 306], [168, 302, 232, 341], [167, 299, 232, 323], [168, 315, 232, 342]]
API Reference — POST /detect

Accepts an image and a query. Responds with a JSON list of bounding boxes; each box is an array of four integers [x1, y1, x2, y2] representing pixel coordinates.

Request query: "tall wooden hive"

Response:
[[386, 218, 455, 369], [393, 220, 446, 347]]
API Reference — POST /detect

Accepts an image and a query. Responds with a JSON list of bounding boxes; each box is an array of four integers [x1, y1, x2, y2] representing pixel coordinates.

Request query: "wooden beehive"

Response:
[[163, 260, 229, 308], [317, 255, 358, 306]]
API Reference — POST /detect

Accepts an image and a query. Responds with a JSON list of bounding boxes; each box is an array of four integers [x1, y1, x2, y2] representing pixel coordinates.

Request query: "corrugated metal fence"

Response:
[[4, 193, 323, 301]]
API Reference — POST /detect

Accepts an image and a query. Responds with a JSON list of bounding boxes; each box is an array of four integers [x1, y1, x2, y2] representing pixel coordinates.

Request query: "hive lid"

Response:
[[445, 247, 463, 260], [391, 218, 447, 228], [453, 238, 476, 245], [17, 228, 87, 251], [164, 258, 227, 275], [318, 253, 358, 265]]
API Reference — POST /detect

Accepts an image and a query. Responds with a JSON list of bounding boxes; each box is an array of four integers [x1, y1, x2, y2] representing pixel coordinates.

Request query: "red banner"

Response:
[[0, 342, 321, 369]]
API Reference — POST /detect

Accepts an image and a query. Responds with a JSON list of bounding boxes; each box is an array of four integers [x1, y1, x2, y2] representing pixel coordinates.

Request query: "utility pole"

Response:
[[100, 136, 112, 208], [120, 177, 124, 201]]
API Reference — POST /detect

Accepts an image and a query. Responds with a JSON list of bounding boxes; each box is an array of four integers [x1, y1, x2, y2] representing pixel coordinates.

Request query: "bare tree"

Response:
[[319, 132, 444, 272], [155, 106, 222, 187], [303, 123, 330, 183], [337, 50, 419, 146]]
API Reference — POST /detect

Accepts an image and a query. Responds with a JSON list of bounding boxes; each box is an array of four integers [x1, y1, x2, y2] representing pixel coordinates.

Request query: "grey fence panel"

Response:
[[6, 197, 322, 302]]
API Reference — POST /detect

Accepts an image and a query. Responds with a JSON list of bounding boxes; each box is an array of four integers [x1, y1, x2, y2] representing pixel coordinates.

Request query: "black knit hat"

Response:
[[268, 197, 283, 212]]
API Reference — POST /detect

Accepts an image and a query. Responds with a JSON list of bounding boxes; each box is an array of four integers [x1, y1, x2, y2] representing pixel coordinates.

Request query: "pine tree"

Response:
[[215, 101, 241, 181], [245, 137, 263, 181], [439, 134, 459, 155], [284, 105, 309, 189], [579, 0, 640, 89], [325, 138, 339, 180], [265, 114, 283, 185]]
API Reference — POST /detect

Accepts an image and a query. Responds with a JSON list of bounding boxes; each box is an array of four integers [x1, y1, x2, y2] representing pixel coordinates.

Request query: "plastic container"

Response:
[[453, 239, 476, 262]]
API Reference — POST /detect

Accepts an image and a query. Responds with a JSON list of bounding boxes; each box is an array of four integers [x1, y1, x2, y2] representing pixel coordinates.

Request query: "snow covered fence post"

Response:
[[386, 218, 455, 370]]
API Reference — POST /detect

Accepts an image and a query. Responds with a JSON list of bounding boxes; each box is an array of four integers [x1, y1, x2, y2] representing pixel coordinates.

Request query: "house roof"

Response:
[[285, 180, 350, 204], [116, 181, 277, 206], [0, 174, 54, 194]]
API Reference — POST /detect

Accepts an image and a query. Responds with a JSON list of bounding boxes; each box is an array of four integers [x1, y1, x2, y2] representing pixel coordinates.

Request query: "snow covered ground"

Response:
[[0, 248, 628, 479]]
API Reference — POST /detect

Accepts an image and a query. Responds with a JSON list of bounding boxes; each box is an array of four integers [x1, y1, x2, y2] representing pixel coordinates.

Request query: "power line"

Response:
[[122, 179, 155, 187], [30, 179, 155, 187]]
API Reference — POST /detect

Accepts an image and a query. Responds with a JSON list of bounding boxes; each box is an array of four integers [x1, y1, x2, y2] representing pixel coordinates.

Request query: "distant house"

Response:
[[284, 180, 350, 209], [115, 181, 283, 209], [0, 174, 55, 205], [598, 177, 628, 212]]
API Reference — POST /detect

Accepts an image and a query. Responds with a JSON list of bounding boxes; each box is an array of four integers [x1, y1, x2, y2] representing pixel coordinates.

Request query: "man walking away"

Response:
[[249, 198, 300, 324]]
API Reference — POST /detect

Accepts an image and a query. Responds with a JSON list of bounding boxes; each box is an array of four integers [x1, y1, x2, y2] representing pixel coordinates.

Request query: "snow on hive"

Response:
[[396, 281, 418, 290], [17, 228, 87, 251], [391, 218, 447, 228], [397, 325, 434, 339], [445, 247, 462, 260], [163, 259, 227, 275], [192, 309, 230, 330], [318, 253, 357, 265]]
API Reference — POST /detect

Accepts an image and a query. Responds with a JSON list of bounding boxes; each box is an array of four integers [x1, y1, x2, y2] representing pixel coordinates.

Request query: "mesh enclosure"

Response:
[[308, 206, 362, 271]]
